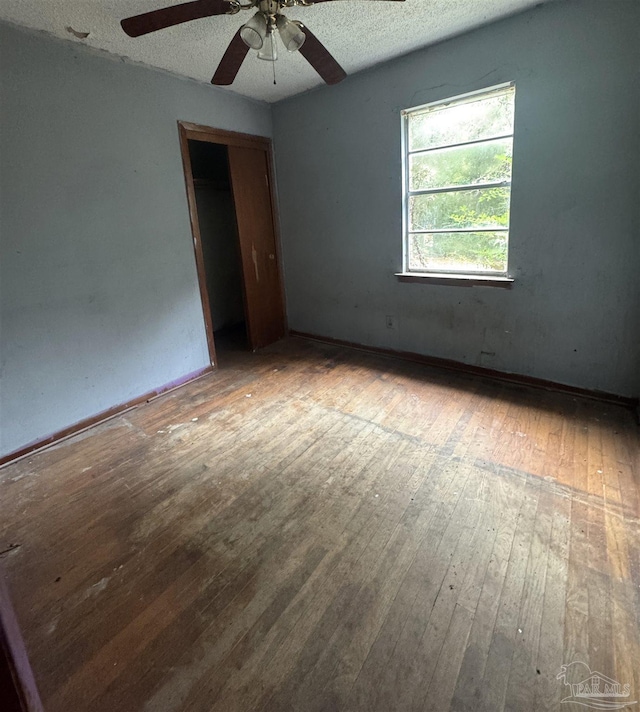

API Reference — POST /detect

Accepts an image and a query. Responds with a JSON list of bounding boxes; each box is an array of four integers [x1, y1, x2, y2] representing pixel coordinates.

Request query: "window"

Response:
[[401, 83, 515, 278]]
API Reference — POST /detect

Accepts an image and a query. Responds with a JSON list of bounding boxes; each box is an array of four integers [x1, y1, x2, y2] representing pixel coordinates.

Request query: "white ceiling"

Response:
[[0, 0, 550, 102]]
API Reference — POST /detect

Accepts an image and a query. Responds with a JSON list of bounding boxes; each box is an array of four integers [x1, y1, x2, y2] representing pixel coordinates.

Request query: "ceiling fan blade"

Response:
[[297, 24, 347, 85], [121, 0, 230, 37], [212, 30, 250, 85]]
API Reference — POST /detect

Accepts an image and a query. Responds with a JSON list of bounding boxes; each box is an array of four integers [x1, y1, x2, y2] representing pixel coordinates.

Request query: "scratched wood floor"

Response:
[[1, 336, 639, 712]]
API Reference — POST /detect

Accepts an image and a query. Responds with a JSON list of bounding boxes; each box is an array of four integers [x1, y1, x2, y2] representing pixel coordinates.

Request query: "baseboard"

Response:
[[0, 365, 214, 469], [290, 330, 638, 410]]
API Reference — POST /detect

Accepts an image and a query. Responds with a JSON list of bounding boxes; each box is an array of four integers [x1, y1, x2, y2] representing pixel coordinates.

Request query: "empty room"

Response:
[[1, 0, 638, 710]]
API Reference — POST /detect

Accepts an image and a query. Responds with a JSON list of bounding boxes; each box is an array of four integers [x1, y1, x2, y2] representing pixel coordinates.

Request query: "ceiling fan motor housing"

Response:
[[258, 0, 281, 17]]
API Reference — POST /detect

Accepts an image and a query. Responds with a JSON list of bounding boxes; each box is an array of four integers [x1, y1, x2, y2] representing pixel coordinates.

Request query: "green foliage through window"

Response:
[[403, 85, 515, 274]]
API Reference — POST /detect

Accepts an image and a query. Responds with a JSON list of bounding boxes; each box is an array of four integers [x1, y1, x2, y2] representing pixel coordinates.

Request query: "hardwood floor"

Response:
[[1, 336, 638, 712]]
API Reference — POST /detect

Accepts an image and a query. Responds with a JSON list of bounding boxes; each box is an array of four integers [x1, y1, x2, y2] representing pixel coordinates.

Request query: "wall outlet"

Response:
[[386, 315, 396, 329]]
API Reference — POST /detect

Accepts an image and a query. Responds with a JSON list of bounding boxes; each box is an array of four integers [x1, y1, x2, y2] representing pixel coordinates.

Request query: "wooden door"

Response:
[[227, 145, 285, 350]]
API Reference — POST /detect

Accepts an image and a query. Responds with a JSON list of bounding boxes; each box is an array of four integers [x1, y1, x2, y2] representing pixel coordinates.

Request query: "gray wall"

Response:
[[0, 22, 271, 458], [273, 0, 640, 398]]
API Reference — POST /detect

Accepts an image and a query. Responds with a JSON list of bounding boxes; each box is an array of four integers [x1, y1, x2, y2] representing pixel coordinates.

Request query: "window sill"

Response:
[[395, 272, 514, 289]]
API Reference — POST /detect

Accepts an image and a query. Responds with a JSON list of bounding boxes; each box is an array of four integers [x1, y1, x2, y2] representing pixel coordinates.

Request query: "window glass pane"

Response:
[[408, 91, 514, 152], [408, 232, 508, 273], [409, 187, 510, 231], [409, 138, 512, 191]]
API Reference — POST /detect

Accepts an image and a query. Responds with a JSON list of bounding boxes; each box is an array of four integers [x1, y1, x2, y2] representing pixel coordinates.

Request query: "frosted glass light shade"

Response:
[[257, 31, 278, 61], [277, 15, 306, 52], [240, 12, 267, 50]]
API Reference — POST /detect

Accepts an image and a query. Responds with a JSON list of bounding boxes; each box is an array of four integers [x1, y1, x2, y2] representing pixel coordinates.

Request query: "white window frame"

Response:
[[401, 82, 516, 280]]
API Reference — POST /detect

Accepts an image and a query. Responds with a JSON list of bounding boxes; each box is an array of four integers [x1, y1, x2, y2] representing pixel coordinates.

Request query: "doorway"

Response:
[[189, 140, 247, 355], [178, 122, 286, 367]]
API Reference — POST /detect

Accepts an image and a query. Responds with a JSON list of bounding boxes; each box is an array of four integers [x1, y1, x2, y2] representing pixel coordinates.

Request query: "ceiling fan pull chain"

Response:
[[272, 56, 277, 85]]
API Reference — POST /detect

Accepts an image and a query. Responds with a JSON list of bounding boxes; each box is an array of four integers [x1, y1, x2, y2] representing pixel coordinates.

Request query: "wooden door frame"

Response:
[[1, 571, 45, 712], [177, 121, 286, 365]]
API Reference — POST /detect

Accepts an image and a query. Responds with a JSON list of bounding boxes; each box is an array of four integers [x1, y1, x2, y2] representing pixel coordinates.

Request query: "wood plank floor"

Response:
[[1, 336, 639, 712]]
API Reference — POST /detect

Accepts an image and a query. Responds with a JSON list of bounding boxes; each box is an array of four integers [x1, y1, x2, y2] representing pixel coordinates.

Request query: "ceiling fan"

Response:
[[121, 0, 405, 87]]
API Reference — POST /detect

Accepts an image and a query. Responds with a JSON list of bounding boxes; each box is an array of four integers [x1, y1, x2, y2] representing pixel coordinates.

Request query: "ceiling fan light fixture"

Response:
[[257, 30, 278, 62], [277, 15, 306, 53], [240, 12, 267, 50]]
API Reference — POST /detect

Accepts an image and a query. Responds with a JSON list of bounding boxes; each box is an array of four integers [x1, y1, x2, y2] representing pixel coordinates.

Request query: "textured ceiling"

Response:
[[0, 0, 550, 102]]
